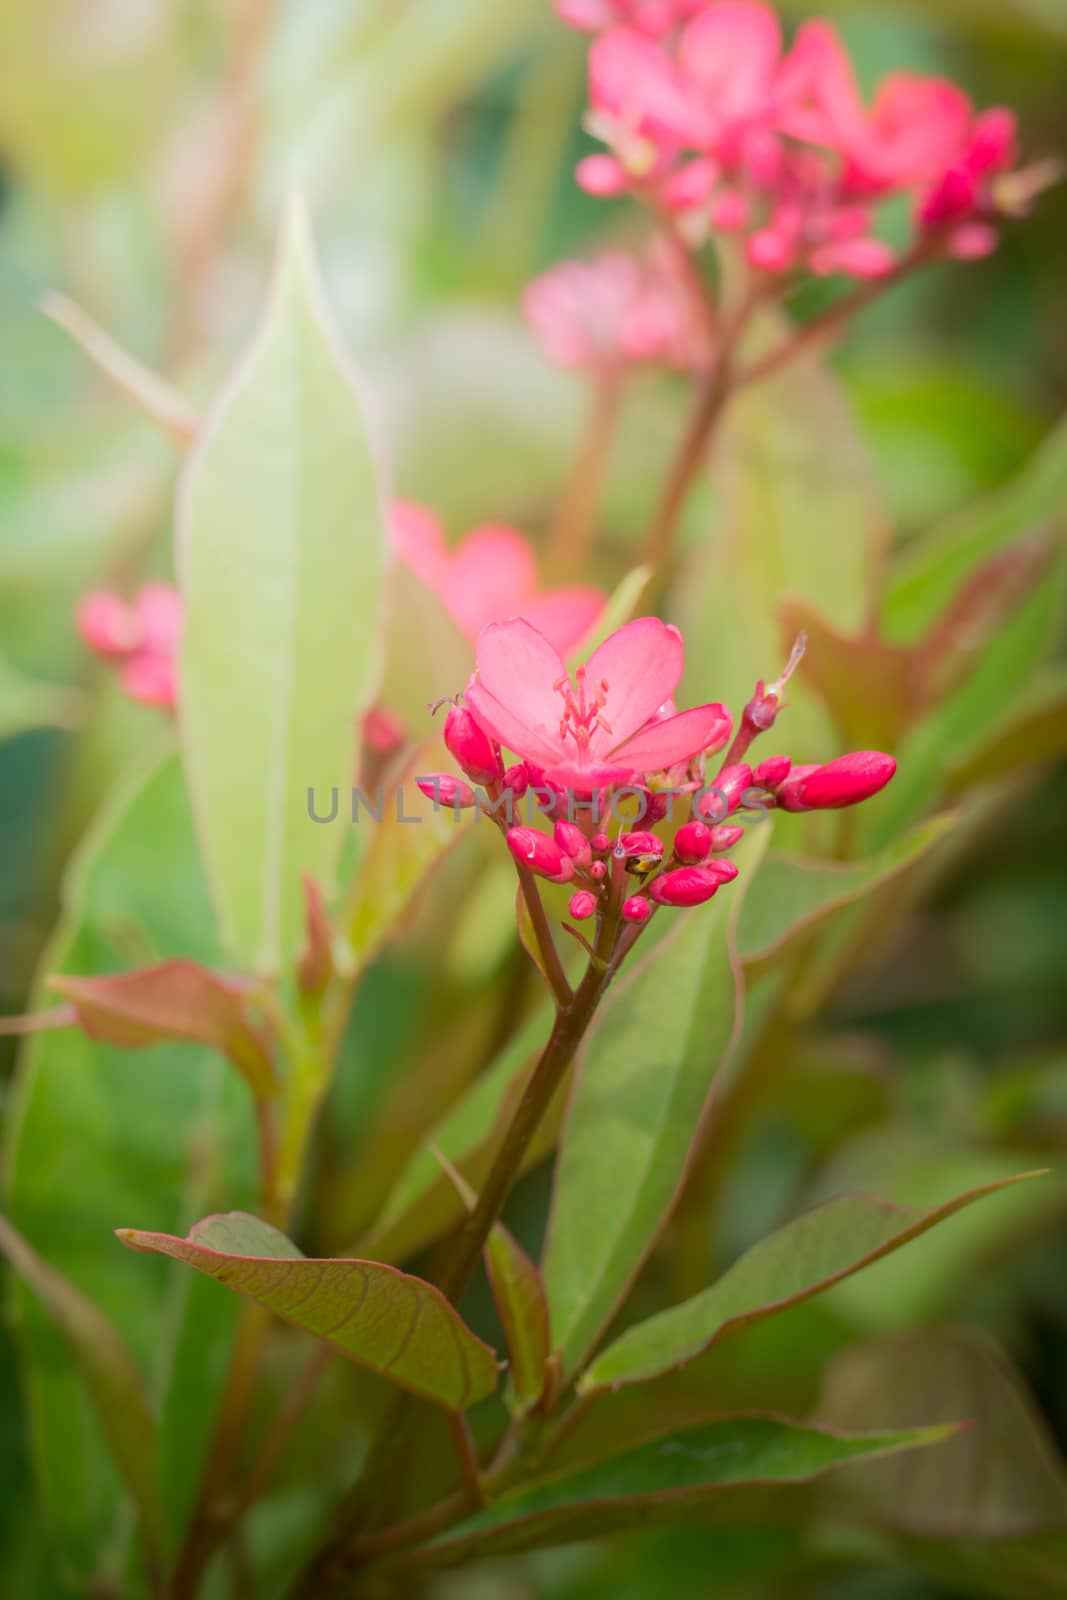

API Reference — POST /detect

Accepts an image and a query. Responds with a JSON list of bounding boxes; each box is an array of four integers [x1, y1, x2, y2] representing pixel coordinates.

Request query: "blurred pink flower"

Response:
[[557, 0, 705, 38], [524, 246, 709, 372], [465, 616, 731, 791], [77, 584, 183, 711], [392, 503, 603, 657]]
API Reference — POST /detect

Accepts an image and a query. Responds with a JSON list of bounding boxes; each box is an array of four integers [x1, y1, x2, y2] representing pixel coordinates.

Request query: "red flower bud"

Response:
[[779, 753, 896, 812], [503, 763, 529, 798], [507, 826, 574, 883], [649, 867, 723, 907], [445, 706, 502, 785], [590, 860, 607, 881], [697, 764, 753, 821], [77, 591, 139, 659], [569, 890, 597, 922], [618, 830, 663, 861], [622, 895, 653, 924], [417, 774, 477, 809], [709, 824, 745, 852], [555, 820, 593, 867], [752, 755, 791, 789], [636, 789, 670, 824], [774, 764, 819, 812], [703, 859, 739, 883], [675, 820, 712, 863], [591, 833, 612, 854]]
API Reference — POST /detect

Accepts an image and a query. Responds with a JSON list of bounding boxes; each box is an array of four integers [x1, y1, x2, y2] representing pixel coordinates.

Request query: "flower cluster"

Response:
[[563, 0, 1037, 278], [77, 512, 605, 734], [524, 241, 710, 374], [77, 584, 182, 709], [422, 615, 896, 926]]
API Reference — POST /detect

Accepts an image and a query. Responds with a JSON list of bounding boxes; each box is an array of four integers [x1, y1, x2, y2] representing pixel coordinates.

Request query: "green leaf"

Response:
[[118, 1211, 499, 1412], [50, 961, 277, 1100], [947, 666, 1067, 791], [378, 562, 472, 735], [416, 1416, 957, 1564], [0, 1213, 163, 1573], [4, 749, 257, 1577], [737, 814, 955, 969], [544, 827, 769, 1379], [581, 1173, 1044, 1393], [178, 197, 389, 973], [885, 415, 1067, 645], [0, 652, 85, 742], [366, 1002, 556, 1264]]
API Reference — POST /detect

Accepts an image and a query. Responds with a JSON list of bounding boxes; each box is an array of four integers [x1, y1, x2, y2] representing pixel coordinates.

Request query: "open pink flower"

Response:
[[465, 616, 731, 791], [557, 0, 704, 34], [524, 245, 708, 372], [392, 503, 603, 657]]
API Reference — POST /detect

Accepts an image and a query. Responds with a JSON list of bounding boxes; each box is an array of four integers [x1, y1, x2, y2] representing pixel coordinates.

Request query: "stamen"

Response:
[[554, 667, 613, 761]]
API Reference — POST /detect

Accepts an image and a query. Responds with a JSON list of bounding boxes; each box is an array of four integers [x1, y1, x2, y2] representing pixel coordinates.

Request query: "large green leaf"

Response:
[[544, 828, 769, 1379], [0, 1213, 163, 1574], [119, 1211, 499, 1413], [884, 415, 1067, 645], [178, 198, 389, 973], [737, 814, 954, 969], [0, 652, 85, 742], [4, 749, 257, 1580], [581, 1173, 1043, 1393], [415, 1416, 956, 1565]]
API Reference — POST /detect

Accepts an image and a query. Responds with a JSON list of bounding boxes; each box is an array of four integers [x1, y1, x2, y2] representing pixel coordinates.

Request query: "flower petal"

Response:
[[444, 526, 538, 641], [520, 588, 605, 657], [679, 2, 782, 123], [475, 618, 567, 728], [391, 501, 450, 589], [465, 681, 561, 769], [586, 617, 684, 748], [612, 702, 733, 773]]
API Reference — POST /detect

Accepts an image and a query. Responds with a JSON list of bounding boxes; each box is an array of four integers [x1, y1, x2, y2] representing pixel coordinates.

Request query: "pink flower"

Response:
[[557, 0, 703, 34], [392, 503, 603, 657], [465, 615, 732, 791], [588, 26, 715, 165], [524, 247, 708, 372], [677, 2, 783, 138], [78, 583, 183, 713]]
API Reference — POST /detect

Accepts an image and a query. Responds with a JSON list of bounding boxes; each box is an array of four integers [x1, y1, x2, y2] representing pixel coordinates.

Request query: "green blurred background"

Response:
[[1, 3, 1065, 1596]]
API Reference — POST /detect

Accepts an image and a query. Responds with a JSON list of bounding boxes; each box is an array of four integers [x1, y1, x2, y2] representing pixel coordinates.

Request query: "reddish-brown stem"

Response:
[[546, 376, 624, 583], [516, 865, 573, 1008], [446, 1413, 485, 1511], [231, 1347, 332, 1521]]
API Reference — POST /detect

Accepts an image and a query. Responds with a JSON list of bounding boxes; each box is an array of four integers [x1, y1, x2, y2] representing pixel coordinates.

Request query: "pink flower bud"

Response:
[[674, 820, 712, 863], [697, 764, 753, 822], [649, 867, 722, 907], [622, 895, 653, 924], [753, 755, 792, 789], [779, 752, 897, 812], [748, 228, 796, 274], [77, 591, 140, 659], [774, 765, 820, 812], [569, 890, 598, 922], [503, 763, 529, 798], [590, 860, 607, 881], [121, 653, 177, 710], [618, 830, 663, 860], [703, 859, 739, 884], [445, 706, 502, 785], [636, 789, 670, 824], [555, 820, 593, 867], [135, 583, 183, 656], [363, 705, 407, 755], [591, 833, 612, 854], [709, 824, 745, 853], [576, 154, 628, 196], [507, 826, 575, 883], [417, 774, 478, 809]]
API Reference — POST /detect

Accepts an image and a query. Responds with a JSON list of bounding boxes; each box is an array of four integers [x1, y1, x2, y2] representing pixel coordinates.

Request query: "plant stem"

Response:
[[546, 377, 623, 583], [284, 927, 625, 1598], [515, 866, 572, 1007]]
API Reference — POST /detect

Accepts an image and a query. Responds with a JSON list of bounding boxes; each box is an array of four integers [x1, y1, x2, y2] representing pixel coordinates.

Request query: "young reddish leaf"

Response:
[[50, 960, 277, 1100], [414, 1416, 958, 1565], [0, 1214, 163, 1570], [117, 1211, 498, 1412], [296, 875, 333, 995], [580, 1173, 1045, 1394], [433, 1150, 551, 1413]]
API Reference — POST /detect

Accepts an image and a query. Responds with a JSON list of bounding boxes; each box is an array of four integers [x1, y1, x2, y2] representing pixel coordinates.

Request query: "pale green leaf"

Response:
[[178, 197, 390, 972]]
